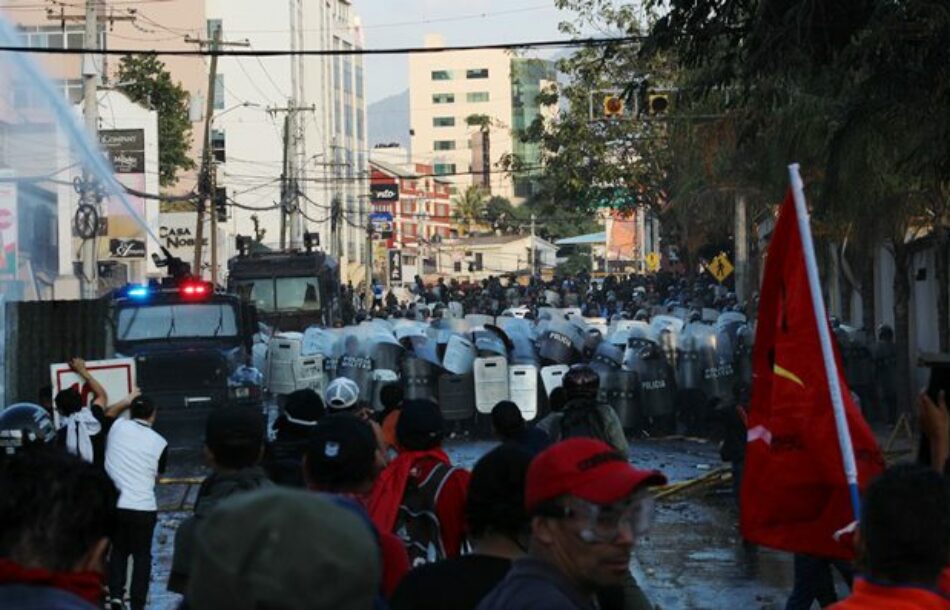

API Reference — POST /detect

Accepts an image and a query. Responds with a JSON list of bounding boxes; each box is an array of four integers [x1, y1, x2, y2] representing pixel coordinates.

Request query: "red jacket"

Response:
[[408, 456, 470, 558], [829, 578, 950, 610], [377, 527, 410, 598]]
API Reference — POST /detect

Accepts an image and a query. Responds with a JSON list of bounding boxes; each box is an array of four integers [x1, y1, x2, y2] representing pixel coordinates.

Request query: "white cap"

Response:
[[324, 377, 360, 410]]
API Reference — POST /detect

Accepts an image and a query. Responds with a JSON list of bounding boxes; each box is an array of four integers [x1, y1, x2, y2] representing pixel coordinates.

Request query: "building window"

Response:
[[434, 163, 456, 176], [345, 102, 353, 136], [433, 116, 455, 127], [432, 93, 455, 104], [211, 129, 226, 163], [454, 261, 462, 272], [467, 91, 490, 103], [466, 69, 489, 79], [213, 75, 225, 110], [206, 19, 222, 38], [356, 63, 364, 99], [356, 111, 364, 140], [475, 253, 484, 270], [433, 140, 456, 151], [431, 70, 452, 81]]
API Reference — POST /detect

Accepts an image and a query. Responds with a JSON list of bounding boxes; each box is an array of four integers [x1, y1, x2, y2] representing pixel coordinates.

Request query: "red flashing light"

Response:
[[180, 282, 210, 298]]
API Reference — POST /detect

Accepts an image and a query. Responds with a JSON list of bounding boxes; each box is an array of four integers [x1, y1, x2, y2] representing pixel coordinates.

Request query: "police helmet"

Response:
[[562, 365, 600, 399], [0, 403, 56, 456]]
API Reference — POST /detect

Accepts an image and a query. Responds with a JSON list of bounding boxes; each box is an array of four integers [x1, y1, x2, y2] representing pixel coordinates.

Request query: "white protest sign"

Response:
[[50, 358, 137, 415]]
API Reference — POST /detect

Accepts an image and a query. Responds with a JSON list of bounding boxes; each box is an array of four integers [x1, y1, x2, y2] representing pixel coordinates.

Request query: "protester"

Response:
[[537, 365, 629, 454], [184, 488, 382, 610], [828, 464, 950, 610], [37, 385, 53, 416], [263, 388, 325, 486], [369, 398, 471, 565], [491, 400, 551, 455], [168, 407, 272, 594], [0, 402, 57, 461], [303, 413, 408, 597], [103, 395, 168, 610], [54, 358, 113, 465], [391, 443, 533, 610], [0, 449, 118, 609], [477, 438, 666, 610]]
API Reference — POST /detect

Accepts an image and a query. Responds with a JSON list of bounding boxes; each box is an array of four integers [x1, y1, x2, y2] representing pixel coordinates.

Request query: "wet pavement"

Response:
[[144, 435, 817, 610]]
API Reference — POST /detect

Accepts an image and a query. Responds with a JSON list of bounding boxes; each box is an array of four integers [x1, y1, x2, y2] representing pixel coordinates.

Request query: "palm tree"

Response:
[[452, 185, 487, 236]]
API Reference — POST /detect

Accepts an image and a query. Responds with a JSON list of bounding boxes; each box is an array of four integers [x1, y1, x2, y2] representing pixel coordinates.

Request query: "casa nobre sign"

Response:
[[371, 183, 399, 202], [159, 225, 207, 249]]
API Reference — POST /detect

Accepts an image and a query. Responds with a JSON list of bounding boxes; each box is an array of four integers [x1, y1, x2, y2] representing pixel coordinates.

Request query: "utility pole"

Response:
[[79, 0, 99, 298], [734, 193, 748, 303], [192, 26, 221, 280], [365, 216, 373, 296], [530, 213, 537, 275], [268, 102, 315, 251], [186, 27, 249, 278]]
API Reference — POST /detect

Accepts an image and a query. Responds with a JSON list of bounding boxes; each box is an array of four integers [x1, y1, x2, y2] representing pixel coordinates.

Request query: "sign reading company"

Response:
[[371, 183, 399, 202], [99, 129, 146, 259]]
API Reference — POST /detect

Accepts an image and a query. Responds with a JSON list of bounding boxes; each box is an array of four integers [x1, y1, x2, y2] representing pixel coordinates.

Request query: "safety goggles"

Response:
[[555, 491, 655, 544]]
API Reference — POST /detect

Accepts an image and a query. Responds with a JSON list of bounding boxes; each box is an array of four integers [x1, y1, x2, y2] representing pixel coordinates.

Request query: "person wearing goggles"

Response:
[[478, 438, 667, 610]]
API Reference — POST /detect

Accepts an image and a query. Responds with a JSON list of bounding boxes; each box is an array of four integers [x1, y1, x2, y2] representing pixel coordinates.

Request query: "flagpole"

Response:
[[788, 163, 862, 522]]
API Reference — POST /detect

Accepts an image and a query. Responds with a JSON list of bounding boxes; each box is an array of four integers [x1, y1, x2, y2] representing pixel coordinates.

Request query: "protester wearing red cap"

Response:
[[477, 438, 666, 610]]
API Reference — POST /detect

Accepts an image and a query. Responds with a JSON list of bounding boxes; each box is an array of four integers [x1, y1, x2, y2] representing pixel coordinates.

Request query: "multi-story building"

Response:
[[369, 153, 452, 282], [409, 34, 556, 202], [208, 0, 369, 281], [207, 0, 369, 285]]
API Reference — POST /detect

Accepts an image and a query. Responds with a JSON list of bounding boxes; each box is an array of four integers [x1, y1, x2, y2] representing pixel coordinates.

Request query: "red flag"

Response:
[[739, 189, 885, 560]]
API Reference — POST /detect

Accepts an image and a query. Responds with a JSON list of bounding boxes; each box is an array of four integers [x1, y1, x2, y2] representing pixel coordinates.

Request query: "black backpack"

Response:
[[393, 461, 460, 567], [558, 401, 608, 443]]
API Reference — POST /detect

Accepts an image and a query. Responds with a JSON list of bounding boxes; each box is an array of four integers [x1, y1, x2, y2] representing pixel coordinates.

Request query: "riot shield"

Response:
[[601, 369, 641, 432], [438, 373, 476, 421], [332, 326, 375, 403], [465, 313, 495, 328], [540, 364, 570, 397], [735, 322, 755, 390], [537, 320, 583, 366], [626, 343, 677, 433], [402, 355, 440, 402], [473, 327, 509, 358], [509, 364, 539, 421], [591, 341, 624, 373], [678, 322, 737, 411], [501, 321, 539, 366], [474, 356, 510, 414], [443, 334, 477, 375]]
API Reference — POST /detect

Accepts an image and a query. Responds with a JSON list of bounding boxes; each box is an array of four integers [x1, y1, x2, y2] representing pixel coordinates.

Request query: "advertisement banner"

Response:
[[370, 212, 394, 240], [388, 249, 403, 285], [0, 171, 17, 281], [99, 129, 146, 260], [606, 212, 637, 261]]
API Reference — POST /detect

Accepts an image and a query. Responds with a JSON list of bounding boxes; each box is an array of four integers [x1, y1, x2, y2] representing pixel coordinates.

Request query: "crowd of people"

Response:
[[340, 272, 746, 326], [0, 354, 948, 609]]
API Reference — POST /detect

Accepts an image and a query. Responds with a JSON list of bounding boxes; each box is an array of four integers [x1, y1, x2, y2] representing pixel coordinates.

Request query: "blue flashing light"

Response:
[[127, 286, 150, 299]]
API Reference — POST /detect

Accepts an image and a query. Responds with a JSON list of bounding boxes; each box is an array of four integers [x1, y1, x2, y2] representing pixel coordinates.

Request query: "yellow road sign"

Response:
[[707, 253, 734, 283], [645, 252, 661, 272]]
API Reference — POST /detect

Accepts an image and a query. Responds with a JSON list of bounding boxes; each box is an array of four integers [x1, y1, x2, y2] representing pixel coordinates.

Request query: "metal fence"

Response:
[[4, 299, 112, 405]]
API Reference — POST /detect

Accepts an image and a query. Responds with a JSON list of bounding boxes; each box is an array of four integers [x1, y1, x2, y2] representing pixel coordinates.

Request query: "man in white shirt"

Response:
[[104, 396, 168, 610]]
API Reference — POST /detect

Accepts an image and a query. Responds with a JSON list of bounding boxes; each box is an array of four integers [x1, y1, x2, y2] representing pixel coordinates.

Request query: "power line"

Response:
[[0, 35, 642, 56]]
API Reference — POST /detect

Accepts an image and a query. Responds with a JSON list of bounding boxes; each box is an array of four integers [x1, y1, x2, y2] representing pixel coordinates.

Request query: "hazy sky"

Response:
[[351, 0, 569, 103]]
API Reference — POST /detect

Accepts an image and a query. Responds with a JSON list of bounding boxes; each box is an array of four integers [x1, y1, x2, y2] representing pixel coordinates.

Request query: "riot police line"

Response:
[[258, 299, 902, 437]]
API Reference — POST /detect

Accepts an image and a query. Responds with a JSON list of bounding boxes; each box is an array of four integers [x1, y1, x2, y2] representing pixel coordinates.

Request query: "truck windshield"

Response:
[[117, 303, 239, 341], [233, 278, 320, 312]]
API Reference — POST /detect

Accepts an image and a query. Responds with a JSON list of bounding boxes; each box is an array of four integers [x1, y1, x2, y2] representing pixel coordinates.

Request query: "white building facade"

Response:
[[409, 34, 515, 199]]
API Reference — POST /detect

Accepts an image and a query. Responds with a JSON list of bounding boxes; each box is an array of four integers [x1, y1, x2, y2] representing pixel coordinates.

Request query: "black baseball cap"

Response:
[[305, 413, 377, 489], [396, 399, 444, 451], [205, 407, 265, 451]]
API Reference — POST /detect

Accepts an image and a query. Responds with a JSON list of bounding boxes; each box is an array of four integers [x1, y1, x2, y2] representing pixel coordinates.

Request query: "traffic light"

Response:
[[214, 187, 228, 223], [647, 92, 670, 115], [603, 94, 625, 118]]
